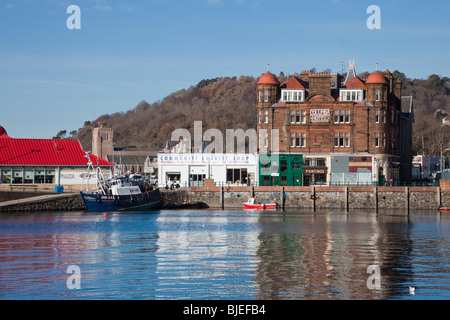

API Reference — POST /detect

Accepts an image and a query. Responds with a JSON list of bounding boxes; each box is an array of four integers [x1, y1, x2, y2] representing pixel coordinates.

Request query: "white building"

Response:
[[157, 153, 258, 188]]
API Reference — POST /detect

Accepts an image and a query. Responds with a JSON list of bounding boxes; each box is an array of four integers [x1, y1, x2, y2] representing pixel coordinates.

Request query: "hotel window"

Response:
[[264, 90, 269, 102], [334, 110, 350, 123], [340, 89, 363, 102], [290, 110, 306, 123], [334, 132, 350, 147], [375, 110, 380, 123], [375, 90, 380, 101], [381, 110, 386, 123], [281, 89, 304, 102], [374, 133, 386, 148], [264, 110, 269, 123], [290, 132, 306, 148], [258, 91, 262, 102]]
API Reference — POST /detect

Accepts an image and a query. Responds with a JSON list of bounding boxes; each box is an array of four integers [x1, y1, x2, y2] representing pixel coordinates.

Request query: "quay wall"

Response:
[[186, 180, 450, 211], [1, 179, 449, 213], [0, 193, 84, 213]]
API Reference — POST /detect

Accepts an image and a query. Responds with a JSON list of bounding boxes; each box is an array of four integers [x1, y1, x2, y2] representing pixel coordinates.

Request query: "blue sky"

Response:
[[1, 0, 450, 139]]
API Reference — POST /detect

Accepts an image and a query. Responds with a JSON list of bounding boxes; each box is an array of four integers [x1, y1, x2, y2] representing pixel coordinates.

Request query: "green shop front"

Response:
[[258, 154, 303, 186]]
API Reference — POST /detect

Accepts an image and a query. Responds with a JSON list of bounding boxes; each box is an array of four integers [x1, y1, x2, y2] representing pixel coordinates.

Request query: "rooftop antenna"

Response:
[[375, 62, 379, 71], [267, 64, 270, 72]]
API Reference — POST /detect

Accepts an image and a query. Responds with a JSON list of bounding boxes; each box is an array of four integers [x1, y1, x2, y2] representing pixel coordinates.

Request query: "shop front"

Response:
[[157, 153, 257, 188], [258, 154, 303, 186], [302, 157, 327, 186]]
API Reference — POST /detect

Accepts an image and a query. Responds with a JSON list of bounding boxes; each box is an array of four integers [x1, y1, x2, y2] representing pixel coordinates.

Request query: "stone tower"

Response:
[[92, 126, 114, 161]]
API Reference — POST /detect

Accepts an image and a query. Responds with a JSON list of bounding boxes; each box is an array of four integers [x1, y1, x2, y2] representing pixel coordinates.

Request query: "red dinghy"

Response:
[[243, 197, 277, 210], [440, 207, 449, 211]]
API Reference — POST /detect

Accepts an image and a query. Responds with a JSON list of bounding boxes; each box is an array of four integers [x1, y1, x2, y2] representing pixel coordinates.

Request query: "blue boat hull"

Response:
[[80, 189, 162, 212]]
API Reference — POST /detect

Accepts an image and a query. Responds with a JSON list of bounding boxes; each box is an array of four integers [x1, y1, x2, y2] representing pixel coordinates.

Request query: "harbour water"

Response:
[[0, 209, 449, 300]]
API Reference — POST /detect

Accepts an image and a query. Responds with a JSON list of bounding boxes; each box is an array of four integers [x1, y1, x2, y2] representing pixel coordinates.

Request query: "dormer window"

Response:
[[340, 89, 364, 102], [281, 89, 305, 102]]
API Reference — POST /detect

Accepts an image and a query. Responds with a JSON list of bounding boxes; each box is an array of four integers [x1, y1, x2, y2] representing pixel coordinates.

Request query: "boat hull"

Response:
[[80, 189, 162, 212], [243, 203, 277, 210]]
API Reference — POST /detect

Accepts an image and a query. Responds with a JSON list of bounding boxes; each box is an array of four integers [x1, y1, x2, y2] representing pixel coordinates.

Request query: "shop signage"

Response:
[[304, 168, 328, 174], [159, 153, 256, 165], [310, 109, 330, 122]]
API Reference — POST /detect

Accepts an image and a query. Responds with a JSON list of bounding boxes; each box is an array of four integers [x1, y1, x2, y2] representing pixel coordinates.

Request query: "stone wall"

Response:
[[0, 191, 53, 202], [0, 193, 84, 213], [186, 183, 448, 211]]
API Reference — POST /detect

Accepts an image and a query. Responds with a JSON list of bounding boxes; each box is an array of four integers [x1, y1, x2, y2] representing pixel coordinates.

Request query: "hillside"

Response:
[[76, 76, 258, 151], [74, 72, 450, 158]]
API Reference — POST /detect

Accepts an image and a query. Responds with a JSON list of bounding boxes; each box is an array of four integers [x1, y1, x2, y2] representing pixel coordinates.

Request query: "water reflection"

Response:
[[255, 210, 449, 299], [0, 209, 448, 299]]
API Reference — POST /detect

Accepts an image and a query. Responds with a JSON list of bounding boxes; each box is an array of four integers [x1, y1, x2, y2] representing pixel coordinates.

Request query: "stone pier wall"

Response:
[[187, 180, 450, 211], [0, 193, 84, 213]]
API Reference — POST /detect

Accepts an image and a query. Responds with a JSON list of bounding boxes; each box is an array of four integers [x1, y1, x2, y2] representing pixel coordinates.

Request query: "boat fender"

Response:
[[114, 196, 119, 205], [130, 197, 134, 205], [96, 197, 102, 203]]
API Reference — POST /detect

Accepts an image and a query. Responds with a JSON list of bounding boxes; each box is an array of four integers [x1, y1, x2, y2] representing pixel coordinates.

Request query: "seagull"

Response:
[[409, 287, 415, 295]]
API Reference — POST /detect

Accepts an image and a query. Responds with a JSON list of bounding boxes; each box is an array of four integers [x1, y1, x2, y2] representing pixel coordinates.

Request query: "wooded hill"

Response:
[[74, 71, 450, 158]]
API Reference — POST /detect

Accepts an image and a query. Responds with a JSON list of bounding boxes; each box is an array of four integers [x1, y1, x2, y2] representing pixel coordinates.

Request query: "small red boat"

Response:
[[243, 197, 277, 210], [440, 207, 449, 211]]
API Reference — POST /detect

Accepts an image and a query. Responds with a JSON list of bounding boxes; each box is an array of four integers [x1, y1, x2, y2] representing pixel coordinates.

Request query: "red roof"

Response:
[[257, 72, 279, 85], [344, 76, 366, 89], [0, 135, 114, 167], [366, 72, 388, 84], [0, 126, 10, 139], [280, 76, 306, 89]]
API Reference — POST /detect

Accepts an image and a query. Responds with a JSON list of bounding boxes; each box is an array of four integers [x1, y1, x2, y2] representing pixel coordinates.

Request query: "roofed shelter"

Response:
[[0, 126, 114, 191]]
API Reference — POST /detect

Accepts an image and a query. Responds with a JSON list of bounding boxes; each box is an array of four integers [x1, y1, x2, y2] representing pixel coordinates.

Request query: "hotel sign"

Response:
[[310, 109, 330, 122]]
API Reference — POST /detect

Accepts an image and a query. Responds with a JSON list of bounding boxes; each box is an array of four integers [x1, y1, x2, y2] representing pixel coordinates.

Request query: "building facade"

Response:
[[256, 62, 414, 186], [0, 125, 114, 190], [157, 153, 257, 188]]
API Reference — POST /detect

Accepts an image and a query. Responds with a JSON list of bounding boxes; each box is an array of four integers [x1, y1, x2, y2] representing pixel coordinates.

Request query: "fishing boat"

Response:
[[80, 160, 161, 212], [243, 197, 277, 210]]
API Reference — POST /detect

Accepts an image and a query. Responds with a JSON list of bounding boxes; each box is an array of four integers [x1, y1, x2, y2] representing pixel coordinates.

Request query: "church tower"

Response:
[[92, 126, 114, 161]]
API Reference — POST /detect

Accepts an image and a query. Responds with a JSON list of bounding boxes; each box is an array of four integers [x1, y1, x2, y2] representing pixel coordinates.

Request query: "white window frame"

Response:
[[375, 90, 380, 101], [290, 132, 306, 148], [281, 89, 305, 102], [334, 110, 350, 123], [340, 89, 364, 102], [290, 110, 306, 124], [334, 132, 350, 148]]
